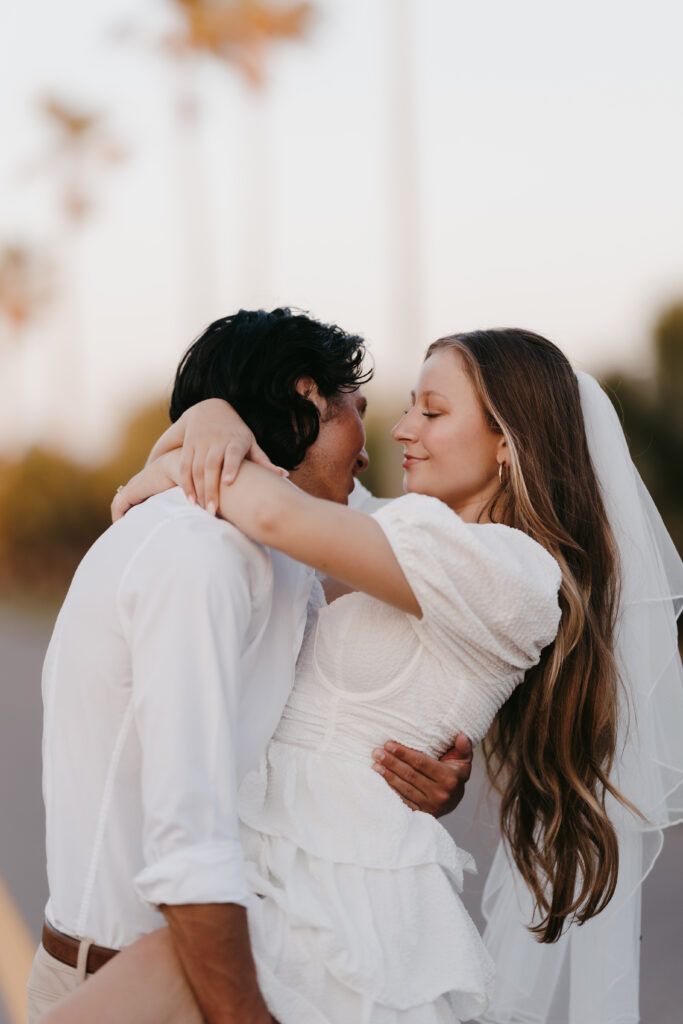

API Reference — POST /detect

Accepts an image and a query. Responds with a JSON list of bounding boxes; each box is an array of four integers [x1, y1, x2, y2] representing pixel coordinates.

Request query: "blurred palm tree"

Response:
[[170, 0, 312, 88], [386, 0, 422, 386], [37, 96, 124, 225], [114, 0, 313, 328], [0, 243, 53, 448], [0, 244, 51, 341], [30, 96, 125, 455], [166, 0, 314, 306]]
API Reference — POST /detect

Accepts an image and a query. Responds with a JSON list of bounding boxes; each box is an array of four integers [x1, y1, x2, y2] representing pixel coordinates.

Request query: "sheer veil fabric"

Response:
[[478, 372, 683, 1024]]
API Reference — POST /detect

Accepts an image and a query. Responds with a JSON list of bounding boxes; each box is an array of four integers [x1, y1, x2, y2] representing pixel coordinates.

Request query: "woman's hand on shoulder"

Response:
[[178, 398, 288, 512], [111, 452, 181, 522]]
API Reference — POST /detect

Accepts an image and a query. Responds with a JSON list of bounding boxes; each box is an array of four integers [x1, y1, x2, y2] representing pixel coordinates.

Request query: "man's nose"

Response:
[[356, 447, 370, 472]]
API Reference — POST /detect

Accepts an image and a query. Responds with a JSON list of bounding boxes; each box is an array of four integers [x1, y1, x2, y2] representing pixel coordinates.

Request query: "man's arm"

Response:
[[372, 733, 473, 817], [121, 519, 270, 1022], [162, 905, 273, 1024]]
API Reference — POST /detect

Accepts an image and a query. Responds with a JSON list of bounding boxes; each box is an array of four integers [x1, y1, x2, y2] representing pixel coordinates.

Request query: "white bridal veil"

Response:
[[479, 372, 683, 1024]]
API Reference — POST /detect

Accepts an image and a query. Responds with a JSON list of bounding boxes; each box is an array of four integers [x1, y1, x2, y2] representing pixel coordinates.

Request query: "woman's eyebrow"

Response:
[[421, 389, 449, 401]]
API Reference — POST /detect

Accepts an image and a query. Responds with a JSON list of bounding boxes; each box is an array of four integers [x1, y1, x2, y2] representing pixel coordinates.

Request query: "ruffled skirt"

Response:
[[239, 739, 495, 1023]]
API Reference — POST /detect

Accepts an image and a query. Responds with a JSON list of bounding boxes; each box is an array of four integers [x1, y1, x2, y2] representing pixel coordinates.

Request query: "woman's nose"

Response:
[[392, 410, 417, 443]]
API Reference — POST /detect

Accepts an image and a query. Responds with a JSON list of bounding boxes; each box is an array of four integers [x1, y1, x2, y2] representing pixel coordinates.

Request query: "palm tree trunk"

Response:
[[386, 0, 422, 386]]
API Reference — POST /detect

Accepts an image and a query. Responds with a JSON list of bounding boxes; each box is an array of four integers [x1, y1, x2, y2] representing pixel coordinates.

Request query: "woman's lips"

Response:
[[402, 455, 426, 469]]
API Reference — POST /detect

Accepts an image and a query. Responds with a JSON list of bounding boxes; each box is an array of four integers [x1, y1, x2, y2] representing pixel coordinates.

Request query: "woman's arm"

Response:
[[145, 399, 286, 505], [146, 417, 186, 466], [216, 460, 422, 616], [114, 452, 420, 616]]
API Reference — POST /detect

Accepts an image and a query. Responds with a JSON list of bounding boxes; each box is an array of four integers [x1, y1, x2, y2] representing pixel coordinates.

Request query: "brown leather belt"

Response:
[[42, 921, 119, 975]]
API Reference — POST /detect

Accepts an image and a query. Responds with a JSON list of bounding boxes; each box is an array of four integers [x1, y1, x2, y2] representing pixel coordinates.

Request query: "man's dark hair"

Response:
[[169, 308, 372, 470]]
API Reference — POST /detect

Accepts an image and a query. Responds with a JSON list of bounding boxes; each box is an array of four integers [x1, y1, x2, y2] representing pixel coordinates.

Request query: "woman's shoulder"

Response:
[[373, 492, 560, 585], [468, 520, 562, 587]]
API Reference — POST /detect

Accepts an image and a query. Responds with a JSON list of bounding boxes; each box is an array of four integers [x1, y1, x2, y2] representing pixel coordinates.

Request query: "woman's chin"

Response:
[[402, 474, 445, 503]]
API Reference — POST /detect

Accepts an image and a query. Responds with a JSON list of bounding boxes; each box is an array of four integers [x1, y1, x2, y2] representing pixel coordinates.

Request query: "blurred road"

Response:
[[1, 605, 681, 1024]]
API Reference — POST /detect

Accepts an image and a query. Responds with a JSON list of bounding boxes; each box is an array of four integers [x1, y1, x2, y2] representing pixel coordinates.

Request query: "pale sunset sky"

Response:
[[1, 0, 682, 458]]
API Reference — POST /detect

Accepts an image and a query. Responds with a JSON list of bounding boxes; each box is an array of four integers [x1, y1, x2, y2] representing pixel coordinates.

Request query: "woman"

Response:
[[44, 328, 679, 1023]]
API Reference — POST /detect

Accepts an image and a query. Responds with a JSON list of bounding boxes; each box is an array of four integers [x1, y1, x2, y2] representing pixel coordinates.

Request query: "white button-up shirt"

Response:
[[42, 487, 314, 949]]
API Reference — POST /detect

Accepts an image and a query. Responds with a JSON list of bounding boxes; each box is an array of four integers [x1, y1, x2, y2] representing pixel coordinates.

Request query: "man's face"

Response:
[[289, 390, 369, 504]]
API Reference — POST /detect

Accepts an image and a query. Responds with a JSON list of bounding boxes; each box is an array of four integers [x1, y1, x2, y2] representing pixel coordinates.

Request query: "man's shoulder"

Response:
[[119, 489, 272, 592]]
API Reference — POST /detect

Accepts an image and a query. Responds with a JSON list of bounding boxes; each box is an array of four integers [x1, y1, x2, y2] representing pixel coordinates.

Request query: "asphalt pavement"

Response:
[[1, 604, 681, 1024]]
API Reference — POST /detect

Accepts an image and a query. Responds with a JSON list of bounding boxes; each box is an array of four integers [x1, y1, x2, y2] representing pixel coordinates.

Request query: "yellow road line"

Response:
[[0, 873, 36, 1024]]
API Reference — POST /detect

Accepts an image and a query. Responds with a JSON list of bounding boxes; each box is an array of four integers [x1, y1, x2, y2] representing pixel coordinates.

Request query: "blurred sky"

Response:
[[1, 0, 683, 459]]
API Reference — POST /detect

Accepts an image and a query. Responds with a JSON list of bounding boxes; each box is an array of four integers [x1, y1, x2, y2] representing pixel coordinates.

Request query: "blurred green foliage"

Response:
[[0, 301, 681, 599], [603, 301, 683, 554], [0, 399, 170, 598]]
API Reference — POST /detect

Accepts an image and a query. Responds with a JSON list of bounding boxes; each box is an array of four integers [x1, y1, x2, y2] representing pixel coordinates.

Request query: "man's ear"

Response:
[[295, 377, 326, 414]]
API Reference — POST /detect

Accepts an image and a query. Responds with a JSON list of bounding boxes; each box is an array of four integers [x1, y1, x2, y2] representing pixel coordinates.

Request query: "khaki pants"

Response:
[[26, 940, 94, 1024]]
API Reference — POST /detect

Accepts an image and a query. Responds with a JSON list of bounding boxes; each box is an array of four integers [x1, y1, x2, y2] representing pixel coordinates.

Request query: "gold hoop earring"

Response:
[[498, 463, 505, 485]]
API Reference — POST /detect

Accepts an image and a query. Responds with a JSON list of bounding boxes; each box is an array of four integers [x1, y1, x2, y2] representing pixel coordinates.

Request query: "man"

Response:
[[29, 308, 472, 1023]]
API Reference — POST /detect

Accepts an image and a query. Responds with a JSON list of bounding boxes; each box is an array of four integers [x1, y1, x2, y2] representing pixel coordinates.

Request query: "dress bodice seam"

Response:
[[312, 609, 424, 703]]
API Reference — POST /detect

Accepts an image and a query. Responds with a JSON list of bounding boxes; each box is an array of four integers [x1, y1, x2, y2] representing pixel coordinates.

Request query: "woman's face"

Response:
[[392, 348, 505, 520]]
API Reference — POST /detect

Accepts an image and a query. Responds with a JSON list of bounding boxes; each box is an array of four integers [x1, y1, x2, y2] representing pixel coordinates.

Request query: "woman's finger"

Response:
[[248, 438, 288, 477], [192, 449, 207, 508], [203, 450, 223, 516], [111, 494, 131, 523], [222, 438, 250, 485], [179, 445, 196, 505]]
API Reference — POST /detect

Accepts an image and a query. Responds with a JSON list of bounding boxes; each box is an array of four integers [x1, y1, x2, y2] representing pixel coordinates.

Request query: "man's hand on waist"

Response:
[[372, 732, 473, 817]]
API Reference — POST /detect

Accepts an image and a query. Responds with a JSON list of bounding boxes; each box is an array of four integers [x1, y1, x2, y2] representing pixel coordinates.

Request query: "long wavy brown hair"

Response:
[[426, 328, 635, 943]]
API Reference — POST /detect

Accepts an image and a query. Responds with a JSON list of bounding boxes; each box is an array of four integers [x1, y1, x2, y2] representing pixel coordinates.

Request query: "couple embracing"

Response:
[[28, 308, 683, 1023]]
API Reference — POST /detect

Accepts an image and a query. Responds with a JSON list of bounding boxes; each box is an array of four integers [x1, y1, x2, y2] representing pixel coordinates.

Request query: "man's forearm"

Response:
[[162, 903, 271, 1024]]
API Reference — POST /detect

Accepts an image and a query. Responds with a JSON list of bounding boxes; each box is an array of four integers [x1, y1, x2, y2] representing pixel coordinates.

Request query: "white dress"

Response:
[[238, 493, 562, 1024]]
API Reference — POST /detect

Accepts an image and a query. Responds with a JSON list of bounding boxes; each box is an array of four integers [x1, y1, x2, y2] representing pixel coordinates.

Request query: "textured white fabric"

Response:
[[239, 492, 562, 1023], [41, 487, 314, 949], [348, 476, 391, 513], [479, 372, 683, 1024]]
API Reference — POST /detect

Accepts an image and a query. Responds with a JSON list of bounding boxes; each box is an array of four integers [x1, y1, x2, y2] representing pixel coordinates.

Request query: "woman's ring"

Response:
[[116, 485, 124, 494]]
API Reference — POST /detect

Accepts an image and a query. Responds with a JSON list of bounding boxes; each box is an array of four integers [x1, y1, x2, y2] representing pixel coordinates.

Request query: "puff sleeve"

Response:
[[372, 493, 562, 680]]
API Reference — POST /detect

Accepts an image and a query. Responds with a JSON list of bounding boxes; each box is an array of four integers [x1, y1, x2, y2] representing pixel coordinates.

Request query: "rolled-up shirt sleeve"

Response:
[[118, 516, 259, 910]]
